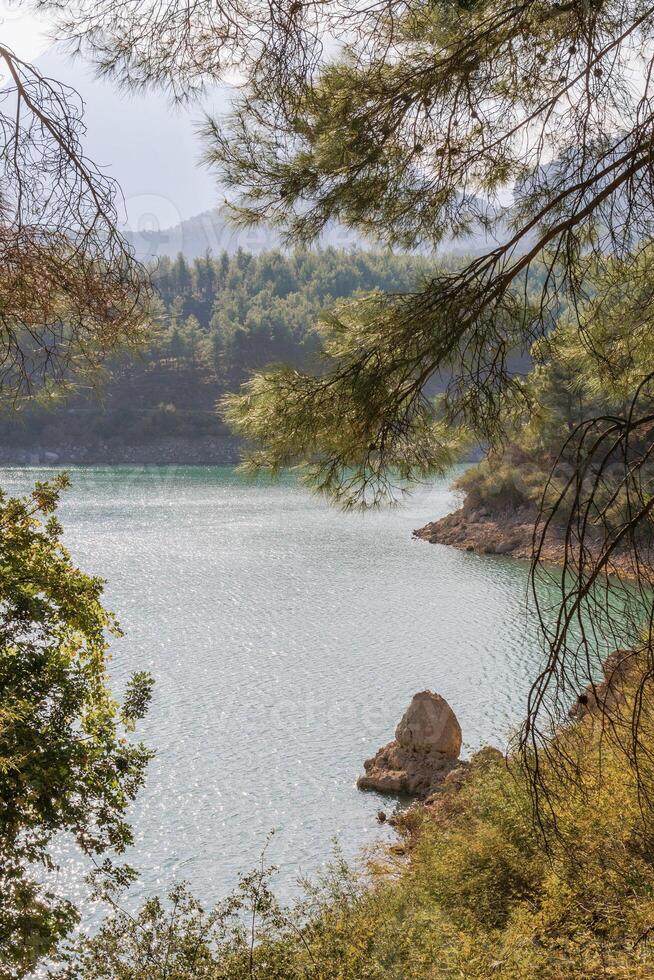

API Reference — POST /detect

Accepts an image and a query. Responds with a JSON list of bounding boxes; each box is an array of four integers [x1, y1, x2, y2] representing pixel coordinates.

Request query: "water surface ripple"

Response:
[[1, 465, 544, 910]]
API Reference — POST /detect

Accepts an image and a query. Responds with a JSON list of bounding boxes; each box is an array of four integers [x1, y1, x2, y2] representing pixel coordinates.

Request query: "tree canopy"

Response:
[[0, 43, 149, 405], [0, 248, 438, 452], [31, 0, 653, 484]]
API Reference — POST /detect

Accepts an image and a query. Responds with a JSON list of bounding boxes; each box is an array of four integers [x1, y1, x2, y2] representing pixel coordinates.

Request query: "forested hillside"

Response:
[[0, 249, 434, 461]]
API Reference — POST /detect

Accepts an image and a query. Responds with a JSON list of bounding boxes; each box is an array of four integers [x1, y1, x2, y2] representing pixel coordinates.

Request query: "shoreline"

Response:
[[413, 502, 547, 560], [0, 435, 241, 467], [414, 500, 639, 578]]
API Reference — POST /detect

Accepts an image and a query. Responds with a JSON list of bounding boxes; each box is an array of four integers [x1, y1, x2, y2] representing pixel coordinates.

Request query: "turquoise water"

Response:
[[1, 465, 545, 914]]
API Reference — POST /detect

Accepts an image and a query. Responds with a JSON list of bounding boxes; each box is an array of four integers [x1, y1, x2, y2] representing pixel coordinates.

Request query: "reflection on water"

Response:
[[2, 465, 548, 911]]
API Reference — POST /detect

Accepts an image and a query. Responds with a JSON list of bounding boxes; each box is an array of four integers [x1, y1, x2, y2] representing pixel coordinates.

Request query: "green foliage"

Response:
[[57, 859, 299, 979], [222, 292, 468, 507], [218, 246, 646, 512], [62, 695, 654, 978], [457, 249, 654, 524], [0, 474, 153, 976], [17, 3, 654, 975], [190, 0, 654, 497], [152, 248, 437, 389]]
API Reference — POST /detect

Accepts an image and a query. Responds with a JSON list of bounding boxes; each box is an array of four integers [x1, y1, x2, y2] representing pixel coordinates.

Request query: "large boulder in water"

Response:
[[395, 690, 462, 757], [357, 691, 463, 797]]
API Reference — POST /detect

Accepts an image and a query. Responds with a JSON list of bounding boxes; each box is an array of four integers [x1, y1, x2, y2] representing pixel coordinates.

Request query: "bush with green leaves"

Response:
[[0, 474, 153, 976], [59, 696, 654, 978]]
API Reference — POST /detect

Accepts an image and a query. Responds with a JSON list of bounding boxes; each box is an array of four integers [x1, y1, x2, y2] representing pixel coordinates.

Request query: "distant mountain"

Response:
[[124, 190, 516, 258], [125, 207, 507, 262], [125, 206, 374, 261]]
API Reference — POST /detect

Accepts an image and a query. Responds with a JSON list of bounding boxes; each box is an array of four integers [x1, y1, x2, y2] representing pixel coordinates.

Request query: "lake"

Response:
[[1, 465, 546, 916]]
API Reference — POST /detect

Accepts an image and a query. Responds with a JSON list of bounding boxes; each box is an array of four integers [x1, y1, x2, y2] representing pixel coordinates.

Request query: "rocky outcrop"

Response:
[[357, 691, 463, 797], [413, 503, 546, 560], [414, 500, 636, 576]]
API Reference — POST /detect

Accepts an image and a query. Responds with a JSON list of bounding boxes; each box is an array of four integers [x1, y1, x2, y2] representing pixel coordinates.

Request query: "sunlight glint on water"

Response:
[[1, 465, 544, 911]]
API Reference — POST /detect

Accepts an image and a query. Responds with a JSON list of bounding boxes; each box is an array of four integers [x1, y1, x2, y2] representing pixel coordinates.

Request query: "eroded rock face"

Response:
[[357, 690, 463, 797], [396, 690, 462, 757]]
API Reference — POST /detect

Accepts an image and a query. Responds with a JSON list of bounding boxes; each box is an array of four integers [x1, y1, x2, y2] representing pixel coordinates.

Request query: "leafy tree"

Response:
[[0, 249, 436, 450], [169, 296, 185, 330], [181, 315, 205, 370], [168, 326, 186, 366], [0, 474, 153, 976], [171, 253, 193, 300], [0, 17, 157, 978]]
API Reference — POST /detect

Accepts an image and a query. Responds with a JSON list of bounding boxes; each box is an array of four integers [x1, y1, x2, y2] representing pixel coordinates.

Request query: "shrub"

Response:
[[62, 682, 654, 978]]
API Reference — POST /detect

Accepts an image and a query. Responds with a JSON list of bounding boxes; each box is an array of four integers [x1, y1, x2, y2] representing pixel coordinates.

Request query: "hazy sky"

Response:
[[1, 4, 223, 228], [1, 3, 52, 59]]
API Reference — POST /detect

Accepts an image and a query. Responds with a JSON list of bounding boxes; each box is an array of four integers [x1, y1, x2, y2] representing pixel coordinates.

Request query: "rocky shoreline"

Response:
[[358, 691, 464, 797], [362, 651, 634, 843], [0, 435, 241, 467], [413, 501, 555, 561], [413, 499, 637, 577]]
